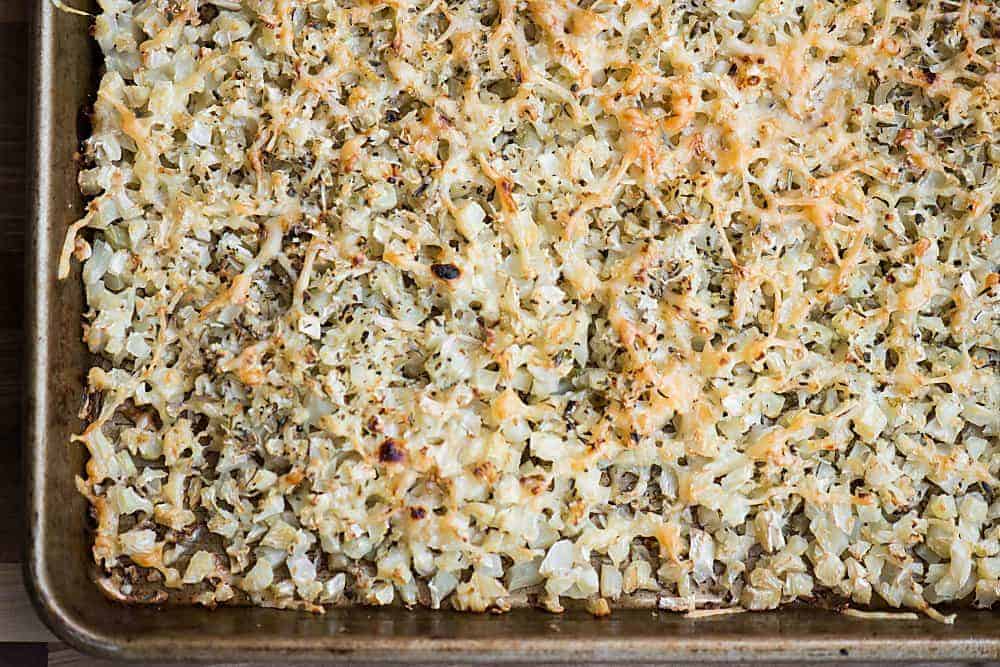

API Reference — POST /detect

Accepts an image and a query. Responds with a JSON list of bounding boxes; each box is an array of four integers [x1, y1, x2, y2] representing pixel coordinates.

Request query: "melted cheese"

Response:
[[66, 0, 999, 619]]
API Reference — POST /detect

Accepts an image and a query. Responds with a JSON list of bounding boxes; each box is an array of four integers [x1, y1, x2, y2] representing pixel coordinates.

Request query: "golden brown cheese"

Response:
[[65, 0, 998, 620]]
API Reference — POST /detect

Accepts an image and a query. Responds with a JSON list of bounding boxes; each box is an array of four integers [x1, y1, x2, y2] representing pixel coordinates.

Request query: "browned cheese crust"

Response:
[[64, 0, 999, 619]]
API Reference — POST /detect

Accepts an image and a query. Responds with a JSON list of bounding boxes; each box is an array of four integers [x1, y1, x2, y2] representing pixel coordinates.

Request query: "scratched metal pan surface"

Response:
[[22, 0, 1000, 662]]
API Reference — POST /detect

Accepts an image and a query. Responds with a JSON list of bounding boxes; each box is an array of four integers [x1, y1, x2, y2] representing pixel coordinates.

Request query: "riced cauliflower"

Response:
[[64, 0, 999, 621]]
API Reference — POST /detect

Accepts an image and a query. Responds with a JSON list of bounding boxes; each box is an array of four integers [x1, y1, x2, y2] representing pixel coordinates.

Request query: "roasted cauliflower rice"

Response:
[[62, 0, 999, 620]]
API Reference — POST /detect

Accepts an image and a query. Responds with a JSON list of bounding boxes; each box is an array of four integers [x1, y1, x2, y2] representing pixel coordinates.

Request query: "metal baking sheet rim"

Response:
[[22, 0, 1000, 661]]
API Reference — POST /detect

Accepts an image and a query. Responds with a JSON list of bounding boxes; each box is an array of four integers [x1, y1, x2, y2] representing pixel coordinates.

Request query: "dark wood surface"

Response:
[[0, 2, 28, 568]]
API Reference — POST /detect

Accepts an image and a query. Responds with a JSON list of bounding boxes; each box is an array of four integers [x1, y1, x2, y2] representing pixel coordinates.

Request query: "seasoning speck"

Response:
[[431, 263, 461, 280], [378, 438, 405, 463]]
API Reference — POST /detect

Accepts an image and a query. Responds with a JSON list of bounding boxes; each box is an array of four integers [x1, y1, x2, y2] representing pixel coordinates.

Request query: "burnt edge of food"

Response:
[[378, 438, 406, 463], [431, 263, 461, 280]]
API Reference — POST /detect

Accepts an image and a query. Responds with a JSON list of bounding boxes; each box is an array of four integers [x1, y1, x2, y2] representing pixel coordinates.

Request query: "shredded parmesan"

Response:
[[67, 0, 999, 620], [683, 607, 748, 619], [841, 609, 919, 621]]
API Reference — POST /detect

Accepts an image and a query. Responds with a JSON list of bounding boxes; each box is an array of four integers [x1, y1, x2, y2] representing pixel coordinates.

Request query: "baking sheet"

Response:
[[23, 0, 1000, 661]]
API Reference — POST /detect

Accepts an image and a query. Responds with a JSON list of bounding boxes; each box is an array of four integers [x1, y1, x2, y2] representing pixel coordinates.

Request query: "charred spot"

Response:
[[410, 506, 427, 520], [920, 67, 937, 84], [431, 263, 461, 280], [198, 3, 219, 23], [79, 388, 104, 423], [385, 109, 400, 123], [378, 438, 405, 463]]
